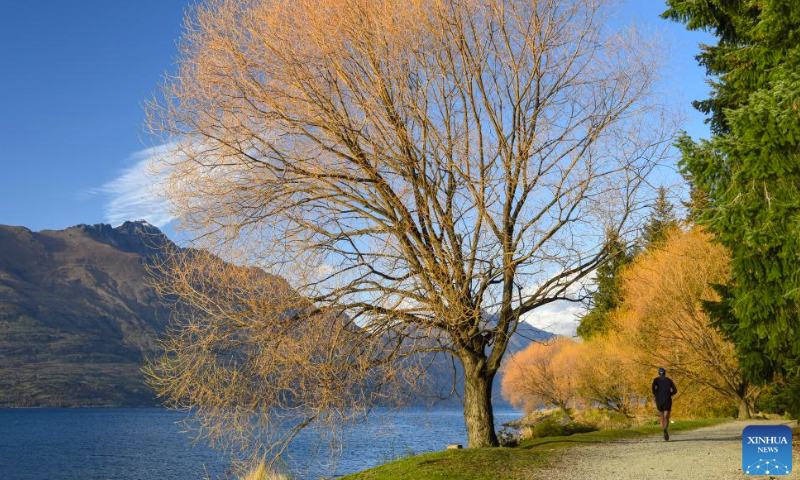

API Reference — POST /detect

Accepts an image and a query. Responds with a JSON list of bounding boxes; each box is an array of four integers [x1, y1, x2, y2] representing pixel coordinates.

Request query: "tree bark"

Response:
[[462, 354, 499, 448], [736, 382, 752, 419], [737, 397, 752, 419]]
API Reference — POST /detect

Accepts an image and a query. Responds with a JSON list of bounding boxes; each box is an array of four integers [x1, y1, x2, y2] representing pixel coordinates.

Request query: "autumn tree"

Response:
[[573, 335, 649, 417], [147, 0, 672, 456], [146, 249, 422, 470], [613, 227, 757, 418], [503, 335, 646, 417], [501, 338, 580, 413], [579, 187, 678, 338]]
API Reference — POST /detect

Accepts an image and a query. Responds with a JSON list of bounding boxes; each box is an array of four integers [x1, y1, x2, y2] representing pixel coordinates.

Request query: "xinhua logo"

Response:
[[742, 425, 792, 475]]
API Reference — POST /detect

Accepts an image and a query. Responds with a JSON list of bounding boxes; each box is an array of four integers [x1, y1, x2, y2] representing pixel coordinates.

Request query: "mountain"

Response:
[[0, 221, 172, 407], [0, 221, 554, 408]]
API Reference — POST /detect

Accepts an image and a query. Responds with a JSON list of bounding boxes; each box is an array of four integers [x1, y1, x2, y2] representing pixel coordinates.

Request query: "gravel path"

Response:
[[540, 420, 799, 479]]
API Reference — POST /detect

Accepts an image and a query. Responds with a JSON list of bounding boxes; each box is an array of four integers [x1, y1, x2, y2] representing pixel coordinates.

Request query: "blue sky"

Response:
[[0, 1, 715, 234], [0, 1, 187, 231]]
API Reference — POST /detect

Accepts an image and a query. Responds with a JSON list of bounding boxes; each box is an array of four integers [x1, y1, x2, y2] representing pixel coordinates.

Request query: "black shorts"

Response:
[[656, 399, 672, 413]]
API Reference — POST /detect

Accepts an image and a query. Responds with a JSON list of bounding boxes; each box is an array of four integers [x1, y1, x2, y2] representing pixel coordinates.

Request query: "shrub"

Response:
[[571, 407, 635, 430], [497, 426, 520, 447], [526, 417, 597, 439]]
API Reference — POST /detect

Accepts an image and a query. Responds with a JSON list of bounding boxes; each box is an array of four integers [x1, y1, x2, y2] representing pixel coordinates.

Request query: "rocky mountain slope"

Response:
[[0, 221, 172, 406], [0, 221, 553, 407]]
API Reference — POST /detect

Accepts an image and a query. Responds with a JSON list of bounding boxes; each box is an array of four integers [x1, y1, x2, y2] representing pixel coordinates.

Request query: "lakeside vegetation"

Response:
[[501, 225, 758, 421], [339, 419, 727, 480]]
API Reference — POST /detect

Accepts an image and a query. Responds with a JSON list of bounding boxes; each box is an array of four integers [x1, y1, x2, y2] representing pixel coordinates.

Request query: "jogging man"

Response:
[[651, 367, 677, 441]]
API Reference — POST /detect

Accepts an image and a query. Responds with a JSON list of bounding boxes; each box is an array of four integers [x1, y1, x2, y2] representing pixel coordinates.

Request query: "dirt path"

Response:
[[541, 420, 799, 479]]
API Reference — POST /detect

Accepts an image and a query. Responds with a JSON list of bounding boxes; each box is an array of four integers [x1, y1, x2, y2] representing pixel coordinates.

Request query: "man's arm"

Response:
[[670, 380, 677, 396], [652, 378, 658, 396]]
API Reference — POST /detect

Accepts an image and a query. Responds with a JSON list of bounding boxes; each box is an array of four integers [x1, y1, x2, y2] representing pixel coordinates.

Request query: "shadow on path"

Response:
[[666, 436, 741, 443]]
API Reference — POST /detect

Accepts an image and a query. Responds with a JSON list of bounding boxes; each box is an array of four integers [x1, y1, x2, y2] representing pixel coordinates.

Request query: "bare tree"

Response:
[[147, 0, 673, 458], [146, 249, 425, 473]]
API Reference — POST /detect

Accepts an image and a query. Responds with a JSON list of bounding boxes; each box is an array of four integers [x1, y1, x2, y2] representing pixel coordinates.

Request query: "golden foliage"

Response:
[[612, 227, 756, 417], [146, 250, 424, 470], [503, 228, 754, 419], [572, 334, 650, 417], [501, 337, 580, 412], [238, 462, 289, 480]]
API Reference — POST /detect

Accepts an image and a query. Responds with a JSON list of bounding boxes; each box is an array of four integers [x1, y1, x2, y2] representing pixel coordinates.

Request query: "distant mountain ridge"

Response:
[[0, 221, 553, 407], [0, 221, 173, 406]]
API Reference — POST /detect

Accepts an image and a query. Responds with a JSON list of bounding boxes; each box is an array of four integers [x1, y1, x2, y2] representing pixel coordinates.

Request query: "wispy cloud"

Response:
[[93, 145, 174, 228], [522, 300, 585, 337]]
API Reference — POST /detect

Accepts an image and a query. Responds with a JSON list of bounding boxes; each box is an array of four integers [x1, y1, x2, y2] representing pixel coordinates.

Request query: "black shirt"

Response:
[[651, 376, 677, 403]]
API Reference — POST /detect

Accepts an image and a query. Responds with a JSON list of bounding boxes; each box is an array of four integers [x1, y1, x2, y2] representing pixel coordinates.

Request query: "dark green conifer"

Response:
[[664, 0, 800, 412], [577, 231, 633, 339], [641, 186, 678, 247]]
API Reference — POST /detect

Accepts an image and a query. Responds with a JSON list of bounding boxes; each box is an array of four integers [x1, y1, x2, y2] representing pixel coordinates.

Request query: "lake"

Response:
[[0, 407, 522, 480]]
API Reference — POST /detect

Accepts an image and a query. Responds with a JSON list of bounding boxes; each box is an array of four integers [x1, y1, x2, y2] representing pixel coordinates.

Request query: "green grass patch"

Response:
[[340, 418, 728, 480], [524, 417, 597, 439]]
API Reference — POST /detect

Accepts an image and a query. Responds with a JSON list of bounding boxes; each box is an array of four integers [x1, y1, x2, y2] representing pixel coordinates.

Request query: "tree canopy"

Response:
[[664, 0, 800, 391], [505, 228, 754, 420]]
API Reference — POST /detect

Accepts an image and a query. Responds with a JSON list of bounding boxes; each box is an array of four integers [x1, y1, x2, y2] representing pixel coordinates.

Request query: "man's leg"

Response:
[[663, 410, 670, 440]]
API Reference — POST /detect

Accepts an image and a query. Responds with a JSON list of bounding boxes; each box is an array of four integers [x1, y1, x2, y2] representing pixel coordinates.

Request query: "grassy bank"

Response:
[[340, 418, 728, 480]]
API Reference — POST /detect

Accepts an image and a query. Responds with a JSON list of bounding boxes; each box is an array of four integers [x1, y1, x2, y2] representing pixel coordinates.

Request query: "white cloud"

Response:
[[514, 269, 595, 337], [93, 145, 175, 228], [522, 300, 585, 337]]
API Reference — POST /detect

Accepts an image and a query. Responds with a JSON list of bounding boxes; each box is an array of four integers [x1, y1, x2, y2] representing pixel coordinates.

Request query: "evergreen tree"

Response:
[[579, 190, 677, 339], [664, 0, 800, 394], [577, 231, 633, 339], [641, 186, 678, 247], [678, 166, 712, 223]]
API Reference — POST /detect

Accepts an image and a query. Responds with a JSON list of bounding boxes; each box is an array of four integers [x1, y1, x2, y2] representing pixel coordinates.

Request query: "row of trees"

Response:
[[576, 186, 676, 340], [501, 336, 647, 417], [506, 0, 800, 422], [503, 226, 757, 419], [664, 0, 800, 415]]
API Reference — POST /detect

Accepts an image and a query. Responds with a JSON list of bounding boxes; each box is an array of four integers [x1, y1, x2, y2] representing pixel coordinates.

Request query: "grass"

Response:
[[340, 418, 728, 480]]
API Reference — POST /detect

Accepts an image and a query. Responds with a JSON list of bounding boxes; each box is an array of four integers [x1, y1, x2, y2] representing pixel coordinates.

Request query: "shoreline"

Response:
[[339, 418, 733, 480]]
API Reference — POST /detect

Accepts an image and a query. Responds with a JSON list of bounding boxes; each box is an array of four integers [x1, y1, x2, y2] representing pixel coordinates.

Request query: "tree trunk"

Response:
[[462, 354, 499, 448], [736, 382, 752, 419], [737, 397, 752, 419]]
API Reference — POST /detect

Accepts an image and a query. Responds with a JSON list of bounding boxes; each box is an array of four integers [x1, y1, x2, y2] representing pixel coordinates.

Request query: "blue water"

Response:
[[0, 407, 521, 480]]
